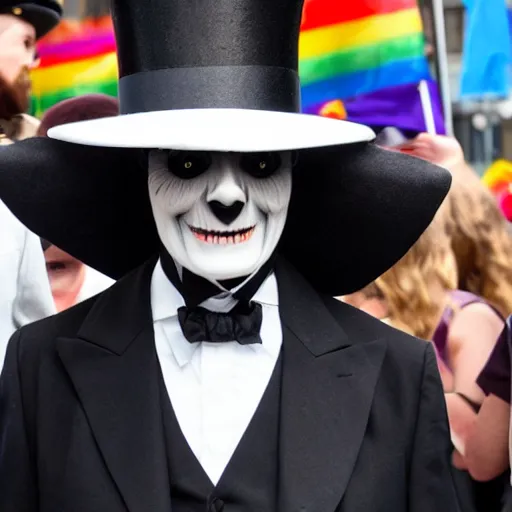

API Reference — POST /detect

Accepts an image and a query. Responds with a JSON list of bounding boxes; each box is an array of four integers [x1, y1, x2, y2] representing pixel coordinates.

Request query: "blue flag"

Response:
[[460, 0, 511, 99]]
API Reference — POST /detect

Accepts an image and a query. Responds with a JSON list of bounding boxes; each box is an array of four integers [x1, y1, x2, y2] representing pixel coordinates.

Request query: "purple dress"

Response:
[[432, 290, 492, 367]]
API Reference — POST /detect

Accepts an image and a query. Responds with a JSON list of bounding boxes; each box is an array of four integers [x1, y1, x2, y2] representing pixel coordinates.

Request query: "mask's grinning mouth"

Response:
[[189, 225, 256, 244]]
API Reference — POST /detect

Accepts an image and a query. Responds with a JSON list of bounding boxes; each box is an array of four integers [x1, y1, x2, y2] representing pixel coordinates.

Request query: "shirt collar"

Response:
[[150, 259, 280, 367], [151, 259, 186, 321]]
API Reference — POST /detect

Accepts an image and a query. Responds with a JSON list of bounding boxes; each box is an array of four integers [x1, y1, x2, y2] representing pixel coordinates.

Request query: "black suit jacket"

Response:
[[0, 258, 460, 512]]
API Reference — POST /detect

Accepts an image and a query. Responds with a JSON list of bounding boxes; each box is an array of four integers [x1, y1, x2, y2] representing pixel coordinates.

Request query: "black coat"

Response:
[[0, 258, 460, 512]]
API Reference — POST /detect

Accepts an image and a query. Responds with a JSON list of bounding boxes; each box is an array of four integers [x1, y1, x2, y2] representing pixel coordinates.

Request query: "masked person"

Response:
[[0, 0, 62, 368], [0, 1, 460, 511]]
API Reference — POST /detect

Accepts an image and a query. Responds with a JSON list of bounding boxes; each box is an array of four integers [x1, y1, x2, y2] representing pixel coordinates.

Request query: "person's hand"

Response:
[[394, 133, 465, 173]]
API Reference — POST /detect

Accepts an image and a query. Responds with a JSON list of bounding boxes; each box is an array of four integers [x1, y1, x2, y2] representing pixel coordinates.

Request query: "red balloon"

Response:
[[498, 189, 512, 221]]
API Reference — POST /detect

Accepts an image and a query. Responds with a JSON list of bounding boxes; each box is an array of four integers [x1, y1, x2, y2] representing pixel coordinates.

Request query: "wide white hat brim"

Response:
[[47, 108, 375, 151]]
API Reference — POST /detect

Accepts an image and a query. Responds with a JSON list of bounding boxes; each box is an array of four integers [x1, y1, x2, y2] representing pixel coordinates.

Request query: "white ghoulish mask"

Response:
[[148, 150, 292, 282]]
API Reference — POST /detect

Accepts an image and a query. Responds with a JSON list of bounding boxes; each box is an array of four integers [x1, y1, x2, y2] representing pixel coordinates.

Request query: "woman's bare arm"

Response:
[[445, 303, 504, 452], [448, 303, 504, 403]]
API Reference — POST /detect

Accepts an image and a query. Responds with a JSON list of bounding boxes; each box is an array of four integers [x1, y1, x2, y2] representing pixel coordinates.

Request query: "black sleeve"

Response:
[[0, 330, 38, 512], [408, 344, 460, 512], [477, 325, 511, 404]]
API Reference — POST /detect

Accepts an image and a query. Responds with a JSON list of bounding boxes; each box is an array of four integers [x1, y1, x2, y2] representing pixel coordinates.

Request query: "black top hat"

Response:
[[47, 0, 374, 150], [0, 0, 452, 293], [0, 1, 62, 39], [112, 0, 302, 116]]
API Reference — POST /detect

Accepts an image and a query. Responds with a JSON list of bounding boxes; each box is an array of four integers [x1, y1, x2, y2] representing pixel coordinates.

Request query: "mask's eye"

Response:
[[167, 151, 212, 179], [240, 152, 282, 178]]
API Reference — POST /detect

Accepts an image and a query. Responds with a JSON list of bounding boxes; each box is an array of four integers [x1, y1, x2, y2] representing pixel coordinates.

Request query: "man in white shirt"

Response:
[[0, 0, 460, 510]]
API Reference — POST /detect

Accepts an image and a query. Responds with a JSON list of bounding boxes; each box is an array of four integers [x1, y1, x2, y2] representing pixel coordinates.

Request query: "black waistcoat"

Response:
[[159, 354, 282, 512]]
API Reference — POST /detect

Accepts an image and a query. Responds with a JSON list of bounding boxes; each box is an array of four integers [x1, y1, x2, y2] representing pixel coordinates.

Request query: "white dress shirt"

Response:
[[151, 260, 282, 485]]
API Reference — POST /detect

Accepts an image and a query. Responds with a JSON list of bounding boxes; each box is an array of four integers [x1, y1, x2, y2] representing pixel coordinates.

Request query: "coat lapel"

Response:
[[276, 259, 387, 512], [56, 258, 171, 512]]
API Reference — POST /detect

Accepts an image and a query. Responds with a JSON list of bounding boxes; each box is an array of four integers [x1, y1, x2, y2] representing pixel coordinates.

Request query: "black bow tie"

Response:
[[177, 302, 263, 345]]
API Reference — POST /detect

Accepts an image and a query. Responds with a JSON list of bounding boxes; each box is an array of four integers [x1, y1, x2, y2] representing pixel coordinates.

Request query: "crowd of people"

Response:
[[0, 1, 114, 369], [2, 1, 512, 511], [342, 132, 512, 511]]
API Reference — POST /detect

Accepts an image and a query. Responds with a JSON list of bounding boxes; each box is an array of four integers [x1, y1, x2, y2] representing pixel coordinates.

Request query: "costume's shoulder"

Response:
[[16, 295, 99, 357], [321, 295, 429, 363]]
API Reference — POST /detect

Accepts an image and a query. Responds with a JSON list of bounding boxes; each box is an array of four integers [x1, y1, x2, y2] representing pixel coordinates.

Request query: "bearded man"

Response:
[[0, 12, 37, 144], [0, 1, 61, 143], [0, 0, 61, 367]]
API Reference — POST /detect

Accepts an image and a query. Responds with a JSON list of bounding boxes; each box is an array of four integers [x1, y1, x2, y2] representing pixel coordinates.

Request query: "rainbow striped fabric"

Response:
[[299, 0, 430, 111], [31, 2, 434, 132], [31, 17, 118, 118]]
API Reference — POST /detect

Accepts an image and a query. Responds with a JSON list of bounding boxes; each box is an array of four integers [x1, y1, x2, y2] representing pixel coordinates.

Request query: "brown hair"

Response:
[[373, 204, 457, 339], [444, 170, 512, 317], [0, 68, 29, 120], [37, 94, 119, 136]]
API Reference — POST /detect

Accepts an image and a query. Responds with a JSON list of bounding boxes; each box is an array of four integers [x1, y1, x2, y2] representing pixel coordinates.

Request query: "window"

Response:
[[444, 7, 464, 54]]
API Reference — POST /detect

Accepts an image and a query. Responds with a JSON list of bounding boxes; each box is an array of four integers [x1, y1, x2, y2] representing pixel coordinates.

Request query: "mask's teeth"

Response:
[[190, 225, 256, 243]]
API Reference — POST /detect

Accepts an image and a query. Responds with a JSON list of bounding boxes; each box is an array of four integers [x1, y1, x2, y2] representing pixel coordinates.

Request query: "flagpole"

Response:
[[430, 0, 454, 136], [419, 80, 437, 134]]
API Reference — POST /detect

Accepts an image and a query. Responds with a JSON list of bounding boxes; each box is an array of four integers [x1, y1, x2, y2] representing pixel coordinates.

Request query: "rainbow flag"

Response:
[[299, 0, 430, 112], [31, 17, 118, 118], [31, 3, 437, 133]]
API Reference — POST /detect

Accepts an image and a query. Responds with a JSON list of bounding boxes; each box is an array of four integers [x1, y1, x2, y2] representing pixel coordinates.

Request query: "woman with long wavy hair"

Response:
[[396, 133, 512, 318], [446, 170, 512, 318], [372, 208, 457, 341]]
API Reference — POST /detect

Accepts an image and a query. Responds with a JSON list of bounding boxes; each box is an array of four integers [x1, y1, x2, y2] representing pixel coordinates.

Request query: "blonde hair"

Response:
[[352, 158, 512, 336], [374, 205, 457, 340], [445, 170, 512, 317]]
